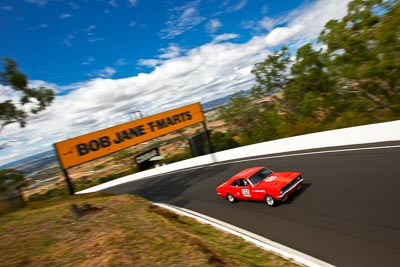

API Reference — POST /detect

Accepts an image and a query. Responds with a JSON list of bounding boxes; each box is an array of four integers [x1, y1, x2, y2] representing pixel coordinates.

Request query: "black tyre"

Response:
[[265, 195, 276, 207], [227, 193, 236, 203]]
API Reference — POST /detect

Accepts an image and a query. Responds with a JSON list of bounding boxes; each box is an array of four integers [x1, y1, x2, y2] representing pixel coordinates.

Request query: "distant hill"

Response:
[[0, 150, 57, 173], [201, 96, 230, 111], [201, 90, 250, 112]]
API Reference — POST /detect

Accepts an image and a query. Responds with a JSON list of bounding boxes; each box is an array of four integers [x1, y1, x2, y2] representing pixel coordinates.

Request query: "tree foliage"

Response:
[[0, 169, 27, 205], [0, 58, 55, 130], [218, 0, 400, 144], [218, 92, 283, 144], [319, 0, 400, 115], [251, 46, 291, 98], [0, 169, 26, 192], [210, 131, 240, 152]]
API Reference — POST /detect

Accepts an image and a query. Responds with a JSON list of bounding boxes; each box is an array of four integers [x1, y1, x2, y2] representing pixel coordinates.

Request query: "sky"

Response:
[[0, 0, 351, 166]]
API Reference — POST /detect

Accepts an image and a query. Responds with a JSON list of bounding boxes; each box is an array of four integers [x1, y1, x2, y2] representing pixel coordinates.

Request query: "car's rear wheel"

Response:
[[265, 195, 276, 207], [227, 193, 236, 203]]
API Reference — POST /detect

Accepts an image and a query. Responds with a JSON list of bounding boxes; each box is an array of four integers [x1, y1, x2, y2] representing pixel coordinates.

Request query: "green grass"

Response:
[[0, 193, 300, 267]]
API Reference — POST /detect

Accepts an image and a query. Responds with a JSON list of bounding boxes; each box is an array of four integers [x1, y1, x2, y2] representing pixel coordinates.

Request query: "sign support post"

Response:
[[54, 143, 75, 195], [202, 121, 214, 154], [63, 169, 75, 195]]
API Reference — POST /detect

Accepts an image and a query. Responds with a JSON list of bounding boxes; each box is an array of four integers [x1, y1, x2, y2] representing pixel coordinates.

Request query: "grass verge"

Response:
[[0, 193, 300, 267]]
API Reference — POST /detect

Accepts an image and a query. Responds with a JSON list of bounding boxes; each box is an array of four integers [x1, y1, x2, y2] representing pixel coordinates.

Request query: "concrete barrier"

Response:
[[77, 120, 400, 194]]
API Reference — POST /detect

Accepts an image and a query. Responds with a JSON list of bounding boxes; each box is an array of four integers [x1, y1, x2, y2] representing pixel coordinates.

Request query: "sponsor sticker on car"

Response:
[[266, 176, 277, 182]]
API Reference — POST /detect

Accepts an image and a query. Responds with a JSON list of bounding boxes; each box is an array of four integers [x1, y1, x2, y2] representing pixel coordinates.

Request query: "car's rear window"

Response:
[[249, 168, 272, 185]]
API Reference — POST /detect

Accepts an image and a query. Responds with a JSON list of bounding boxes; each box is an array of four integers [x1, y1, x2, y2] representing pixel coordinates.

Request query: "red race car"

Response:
[[216, 166, 303, 207]]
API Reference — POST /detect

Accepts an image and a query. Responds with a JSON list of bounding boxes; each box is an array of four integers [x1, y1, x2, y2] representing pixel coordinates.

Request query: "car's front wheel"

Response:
[[265, 195, 276, 207], [227, 193, 236, 203]]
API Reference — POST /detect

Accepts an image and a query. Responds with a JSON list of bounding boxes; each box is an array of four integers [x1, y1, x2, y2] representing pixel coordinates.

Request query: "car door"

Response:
[[249, 184, 267, 201], [230, 178, 252, 200]]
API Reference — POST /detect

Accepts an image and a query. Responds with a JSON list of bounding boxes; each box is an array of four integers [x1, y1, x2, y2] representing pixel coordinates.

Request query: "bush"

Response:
[[164, 150, 192, 164], [112, 150, 131, 161], [28, 187, 69, 201], [210, 131, 240, 152]]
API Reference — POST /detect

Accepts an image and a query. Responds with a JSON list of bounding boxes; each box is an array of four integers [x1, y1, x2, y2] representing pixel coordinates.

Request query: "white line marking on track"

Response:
[[163, 144, 400, 174], [225, 144, 400, 165]]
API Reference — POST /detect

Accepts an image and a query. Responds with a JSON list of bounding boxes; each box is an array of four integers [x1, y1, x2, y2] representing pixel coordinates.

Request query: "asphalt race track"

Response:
[[102, 141, 400, 267]]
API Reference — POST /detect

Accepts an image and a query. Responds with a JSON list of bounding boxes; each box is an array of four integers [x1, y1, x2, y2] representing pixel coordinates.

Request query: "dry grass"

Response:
[[0, 193, 300, 267]]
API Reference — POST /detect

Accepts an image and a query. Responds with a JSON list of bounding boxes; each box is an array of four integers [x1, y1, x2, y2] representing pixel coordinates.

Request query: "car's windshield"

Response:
[[248, 168, 273, 185]]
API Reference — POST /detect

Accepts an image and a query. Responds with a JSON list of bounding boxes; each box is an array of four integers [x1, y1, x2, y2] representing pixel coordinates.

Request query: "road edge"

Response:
[[154, 203, 335, 267]]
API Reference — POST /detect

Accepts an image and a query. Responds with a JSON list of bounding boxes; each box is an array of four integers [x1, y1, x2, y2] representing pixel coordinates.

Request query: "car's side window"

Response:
[[231, 178, 248, 187], [231, 179, 241, 187]]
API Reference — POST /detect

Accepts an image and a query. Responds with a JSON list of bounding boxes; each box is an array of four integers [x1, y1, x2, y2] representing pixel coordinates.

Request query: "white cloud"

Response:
[[225, 0, 247, 12], [0, 0, 352, 165], [62, 34, 75, 47], [128, 0, 138, 7], [259, 17, 275, 32], [28, 80, 58, 90], [206, 19, 222, 34], [2, 5, 13, 11], [101, 67, 117, 78], [212, 33, 239, 43], [83, 25, 96, 32], [115, 58, 129, 66], [262, 0, 351, 45], [159, 44, 182, 59], [139, 44, 183, 65], [290, 0, 350, 40], [264, 24, 305, 46], [82, 57, 95, 65], [59, 14, 73, 19], [261, 4, 268, 15], [160, 1, 205, 39], [87, 37, 103, 43], [240, 20, 257, 30], [138, 59, 162, 68], [129, 20, 146, 28], [30, 24, 49, 31], [0, 85, 21, 105], [24, 0, 47, 7], [88, 67, 116, 78], [69, 2, 80, 10], [108, 0, 118, 7]]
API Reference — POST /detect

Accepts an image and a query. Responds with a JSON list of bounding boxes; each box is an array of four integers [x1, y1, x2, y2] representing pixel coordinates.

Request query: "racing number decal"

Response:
[[266, 175, 277, 182], [242, 189, 251, 197]]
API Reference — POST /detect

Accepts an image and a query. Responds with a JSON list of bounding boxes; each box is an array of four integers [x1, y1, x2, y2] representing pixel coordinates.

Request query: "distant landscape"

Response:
[[0, 150, 57, 172]]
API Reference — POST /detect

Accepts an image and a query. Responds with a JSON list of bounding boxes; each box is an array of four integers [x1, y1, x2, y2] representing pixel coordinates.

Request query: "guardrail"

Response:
[[77, 120, 400, 194]]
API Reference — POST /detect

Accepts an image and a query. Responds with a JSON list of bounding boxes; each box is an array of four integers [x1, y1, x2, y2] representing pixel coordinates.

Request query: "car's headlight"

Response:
[[280, 189, 283, 195]]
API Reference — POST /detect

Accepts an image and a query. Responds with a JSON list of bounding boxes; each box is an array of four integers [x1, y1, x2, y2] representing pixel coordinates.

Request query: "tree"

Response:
[[283, 44, 336, 121], [0, 58, 55, 130], [218, 92, 283, 145], [318, 0, 400, 116], [210, 131, 240, 152], [250, 46, 291, 98], [0, 169, 27, 204], [218, 92, 256, 131]]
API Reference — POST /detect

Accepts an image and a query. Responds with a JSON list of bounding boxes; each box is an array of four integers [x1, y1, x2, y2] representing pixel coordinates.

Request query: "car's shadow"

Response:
[[279, 181, 311, 205]]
